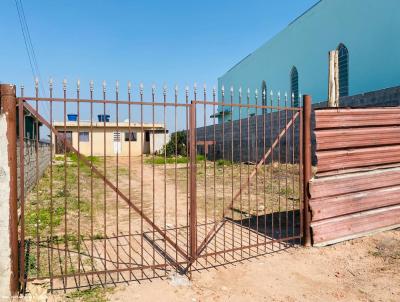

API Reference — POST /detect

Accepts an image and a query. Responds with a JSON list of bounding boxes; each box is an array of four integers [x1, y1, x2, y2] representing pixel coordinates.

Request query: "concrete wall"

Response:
[[0, 114, 12, 296], [218, 0, 400, 121], [196, 86, 400, 164], [17, 139, 51, 197]]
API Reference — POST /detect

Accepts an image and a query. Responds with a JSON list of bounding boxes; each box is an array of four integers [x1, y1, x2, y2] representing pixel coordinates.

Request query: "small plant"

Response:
[[161, 131, 187, 157], [91, 233, 105, 240], [66, 286, 113, 302], [25, 253, 37, 276], [145, 155, 206, 165], [25, 206, 64, 237], [216, 159, 232, 166], [196, 154, 206, 161]]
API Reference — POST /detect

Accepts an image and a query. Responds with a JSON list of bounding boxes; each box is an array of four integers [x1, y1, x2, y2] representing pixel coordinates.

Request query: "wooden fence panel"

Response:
[[310, 107, 400, 245]]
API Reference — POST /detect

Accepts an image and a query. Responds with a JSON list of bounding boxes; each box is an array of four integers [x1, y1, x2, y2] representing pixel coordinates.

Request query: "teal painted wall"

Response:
[[218, 0, 400, 121]]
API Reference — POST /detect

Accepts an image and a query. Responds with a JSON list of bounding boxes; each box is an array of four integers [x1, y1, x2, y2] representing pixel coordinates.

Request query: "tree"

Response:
[[162, 131, 187, 157]]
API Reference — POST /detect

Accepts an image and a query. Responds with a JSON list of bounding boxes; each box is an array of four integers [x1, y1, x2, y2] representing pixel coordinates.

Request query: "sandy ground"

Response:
[[23, 157, 399, 301], [107, 229, 400, 302]]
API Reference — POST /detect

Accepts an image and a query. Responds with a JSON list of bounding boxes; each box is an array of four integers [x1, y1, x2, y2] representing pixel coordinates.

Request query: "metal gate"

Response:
[[5, 81, 310, 293]]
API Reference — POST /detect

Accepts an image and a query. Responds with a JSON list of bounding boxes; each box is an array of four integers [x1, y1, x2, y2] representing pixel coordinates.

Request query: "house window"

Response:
[[79, 131, 89, 142], [124, 132, 137, 142], [337, 43, 349, 97], [290, 66, 299, 107], [113, 132, 121, 142]]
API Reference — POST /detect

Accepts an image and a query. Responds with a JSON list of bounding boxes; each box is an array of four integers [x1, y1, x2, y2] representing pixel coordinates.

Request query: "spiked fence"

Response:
[[1, 79, 311, 293]]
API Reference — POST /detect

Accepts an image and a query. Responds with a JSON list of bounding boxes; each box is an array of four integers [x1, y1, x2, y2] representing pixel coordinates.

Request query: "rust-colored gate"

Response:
[[6, 81, 310, 293]]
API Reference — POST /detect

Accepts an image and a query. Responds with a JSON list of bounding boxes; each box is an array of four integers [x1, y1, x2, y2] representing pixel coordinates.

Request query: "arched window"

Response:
[[337, 43, 349, 97], [290, 67, 299, 107], [261, 80, 267, 114]]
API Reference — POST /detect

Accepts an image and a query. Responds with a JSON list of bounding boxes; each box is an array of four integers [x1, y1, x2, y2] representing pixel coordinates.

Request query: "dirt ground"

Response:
[[23, 156, 399, 301], [106, 229, 400, 302]]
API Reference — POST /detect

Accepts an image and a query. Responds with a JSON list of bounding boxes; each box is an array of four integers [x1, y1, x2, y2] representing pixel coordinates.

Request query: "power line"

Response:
[[14, 0, 50, 117], [14, 0, 36, 81]]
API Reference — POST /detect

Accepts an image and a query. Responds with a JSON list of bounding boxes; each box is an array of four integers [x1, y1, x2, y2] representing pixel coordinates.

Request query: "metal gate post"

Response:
[[302, 95, 312, 246], [0, 84, 19, 295], [189, 101, 197, 260]]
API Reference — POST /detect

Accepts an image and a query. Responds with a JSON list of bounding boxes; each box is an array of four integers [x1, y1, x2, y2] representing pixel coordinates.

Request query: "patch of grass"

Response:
[[144, 155, 205, 165], [216, 159, 232, 166], [278, 186, 295, 197], [90, 233, 106, 240], [66, 286, 113, 302], [196, 154, 206, 161], [25, 253, 37, 276], [26, 206, 65, 237], [67, 152, 100, 165]]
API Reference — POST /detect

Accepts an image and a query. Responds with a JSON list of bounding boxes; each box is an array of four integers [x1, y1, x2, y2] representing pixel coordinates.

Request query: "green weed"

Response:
[[66, 286, 113, 302]]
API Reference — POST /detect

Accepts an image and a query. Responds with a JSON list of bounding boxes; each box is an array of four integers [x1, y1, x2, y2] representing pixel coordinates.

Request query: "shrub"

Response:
[[162, 131, 187, 157]]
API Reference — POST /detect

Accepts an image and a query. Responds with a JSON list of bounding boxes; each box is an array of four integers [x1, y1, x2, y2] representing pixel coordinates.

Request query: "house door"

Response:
[[113, 131, 122, 154], [56, 131, 72, 154]]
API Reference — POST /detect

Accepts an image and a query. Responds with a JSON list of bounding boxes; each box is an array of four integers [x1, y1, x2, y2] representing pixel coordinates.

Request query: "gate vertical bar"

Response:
[[302, 95, 312, 246], [189, 101, 197, 262], [18, 96, 25, 290], [1, 84, 19, 295]]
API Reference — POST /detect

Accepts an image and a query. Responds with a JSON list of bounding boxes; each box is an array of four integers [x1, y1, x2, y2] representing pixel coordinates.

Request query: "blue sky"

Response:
[[1, 0, 319, 95], [1, 0, 319, 129]]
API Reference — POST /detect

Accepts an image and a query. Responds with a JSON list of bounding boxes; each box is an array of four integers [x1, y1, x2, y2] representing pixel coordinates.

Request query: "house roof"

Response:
[[53, 121, 166, 129]]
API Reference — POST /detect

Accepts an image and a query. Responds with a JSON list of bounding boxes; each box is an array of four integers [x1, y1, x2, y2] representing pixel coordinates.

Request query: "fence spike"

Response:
[[89, 80, 94, 92], [102, 80, 106, 93], [139, 82, 144, 95], [35, 77, 39, 89], [128, 81, 132, 93], [185, 85, 189, 97], [77, 79, 80, 91], [163, 84, 167, 95], [115, 80, 119, 93], [63, 79, 67, 91], [221, 85, 225, 97]]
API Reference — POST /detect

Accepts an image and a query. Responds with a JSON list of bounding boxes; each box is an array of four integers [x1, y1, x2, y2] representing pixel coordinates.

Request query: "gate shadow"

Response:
[[226, 209, 302, 244]]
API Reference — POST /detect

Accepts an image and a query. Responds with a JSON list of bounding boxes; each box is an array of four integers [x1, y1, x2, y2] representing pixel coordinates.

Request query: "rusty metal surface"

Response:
[[14, 82, 304, 292], [302, 96, 312, 246]]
